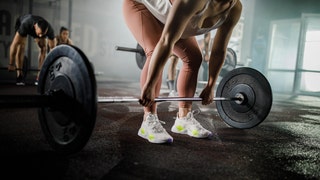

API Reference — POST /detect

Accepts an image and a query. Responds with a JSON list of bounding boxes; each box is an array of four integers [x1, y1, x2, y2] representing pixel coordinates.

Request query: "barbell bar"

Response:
[[97, 96, 243, 103], [0, 45, 273, 155], [0, 94, 243, 108]]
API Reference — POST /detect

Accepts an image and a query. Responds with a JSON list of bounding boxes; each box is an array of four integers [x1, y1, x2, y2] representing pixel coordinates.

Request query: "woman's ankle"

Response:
[[178, 108, 191, 118], [144, 112, 156, 120]]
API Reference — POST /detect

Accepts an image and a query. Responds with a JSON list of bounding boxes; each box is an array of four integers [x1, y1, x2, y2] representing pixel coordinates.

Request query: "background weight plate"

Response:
[[136, 43, 146, 70]]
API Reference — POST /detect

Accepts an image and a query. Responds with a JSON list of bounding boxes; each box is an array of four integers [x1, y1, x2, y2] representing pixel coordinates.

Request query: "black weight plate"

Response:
[[216, 67, 272, 129], [38, 45, 97, 155], [136, 43, 146, 70], [219, 48, 237, 77]]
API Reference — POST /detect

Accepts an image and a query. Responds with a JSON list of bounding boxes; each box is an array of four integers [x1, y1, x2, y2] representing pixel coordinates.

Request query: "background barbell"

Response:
[[115, 44, 146, 70], [115, 43, 238, 77], [0, 45, 273, 155]]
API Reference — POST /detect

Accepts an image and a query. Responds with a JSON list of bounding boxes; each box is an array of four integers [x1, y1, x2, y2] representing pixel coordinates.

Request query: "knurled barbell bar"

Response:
[[0, 45, 273, 155], [0, 94, 242, 107], [97, 96, 243, 103]]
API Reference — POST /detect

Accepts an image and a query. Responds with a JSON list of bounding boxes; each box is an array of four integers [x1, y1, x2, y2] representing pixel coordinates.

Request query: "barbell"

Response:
[[0, 45, 273, 155], [115, 43, 238, 76], [115, 44, 146, 70]]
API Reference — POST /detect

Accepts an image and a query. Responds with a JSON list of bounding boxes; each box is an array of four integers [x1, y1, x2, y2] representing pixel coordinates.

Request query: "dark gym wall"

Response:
[[0, 1, 29, 58], [0, 0, 30, 82]]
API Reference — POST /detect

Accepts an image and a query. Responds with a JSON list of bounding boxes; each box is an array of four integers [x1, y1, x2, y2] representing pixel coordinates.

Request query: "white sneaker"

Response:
[[171, 111, 212, 138], [138, 113, 173, 144]]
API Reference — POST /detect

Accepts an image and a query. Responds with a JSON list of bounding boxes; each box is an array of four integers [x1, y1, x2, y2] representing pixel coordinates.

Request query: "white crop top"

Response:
[[135, 0, 236, 38]]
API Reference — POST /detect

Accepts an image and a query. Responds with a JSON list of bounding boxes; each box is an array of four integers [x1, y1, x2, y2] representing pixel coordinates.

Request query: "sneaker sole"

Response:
[[171, 125, 188, 134], [171, 125, 213, 139], [138, 131, 173, 144]]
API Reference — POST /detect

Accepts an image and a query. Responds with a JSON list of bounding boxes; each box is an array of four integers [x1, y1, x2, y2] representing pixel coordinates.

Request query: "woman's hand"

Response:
[[199, 85, 214, 105], [139, 84, 156, 107]]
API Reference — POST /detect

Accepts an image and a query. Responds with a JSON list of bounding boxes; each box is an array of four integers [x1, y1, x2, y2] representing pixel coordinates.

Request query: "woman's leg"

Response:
[[123, 0, 164, 116], [173, 37, 203, 117], [171, 38, 212, 138], [123, 0, 173, 144]]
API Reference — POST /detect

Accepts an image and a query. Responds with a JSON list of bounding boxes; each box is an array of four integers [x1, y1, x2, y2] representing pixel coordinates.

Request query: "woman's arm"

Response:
[[200, 0, 242, 105], [208, 0, 242, 87], [140, 0, 208, 106]]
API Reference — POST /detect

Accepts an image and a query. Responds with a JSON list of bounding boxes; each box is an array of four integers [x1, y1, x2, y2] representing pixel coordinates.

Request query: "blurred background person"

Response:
[[55, 26, 73, 45], [8, 14, 55, 85]]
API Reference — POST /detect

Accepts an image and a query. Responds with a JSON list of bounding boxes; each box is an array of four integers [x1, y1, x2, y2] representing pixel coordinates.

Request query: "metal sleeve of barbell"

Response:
[[97, 96, 240, 103], [115, 46, 141, 53], [0, 95, 52, 108]]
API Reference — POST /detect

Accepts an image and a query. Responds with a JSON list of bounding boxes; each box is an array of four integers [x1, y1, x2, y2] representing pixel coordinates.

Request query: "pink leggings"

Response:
[[123, 0, 202, 112]]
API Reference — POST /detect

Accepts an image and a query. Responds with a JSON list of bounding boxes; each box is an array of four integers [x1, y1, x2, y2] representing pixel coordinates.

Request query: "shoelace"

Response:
[[147, 113, 166, 124], [150, 120, 165, 133], [192, 109, 201, 116], [147, 114, 166, 133], [159, 120, 166, 125], [188, 109, 202, 127]]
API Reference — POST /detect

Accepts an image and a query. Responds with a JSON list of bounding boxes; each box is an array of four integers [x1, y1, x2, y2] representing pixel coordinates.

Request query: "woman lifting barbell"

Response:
[[122, 0, 242, 143]]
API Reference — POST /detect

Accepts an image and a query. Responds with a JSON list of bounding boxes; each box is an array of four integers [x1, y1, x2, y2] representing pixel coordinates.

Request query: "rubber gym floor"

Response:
[[0, 79, 319, 180]]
